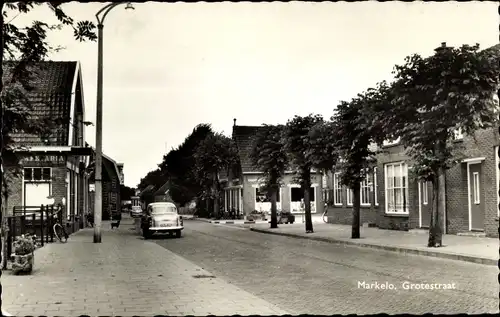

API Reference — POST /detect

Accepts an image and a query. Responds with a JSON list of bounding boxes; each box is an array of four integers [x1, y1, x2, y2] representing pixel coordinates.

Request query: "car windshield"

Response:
[[151, 206, 177, 215]]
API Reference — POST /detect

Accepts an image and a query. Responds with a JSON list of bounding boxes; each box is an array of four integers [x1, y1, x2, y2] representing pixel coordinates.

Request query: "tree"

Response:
[[159, 124, 213, 206], [1, 1, 96, 289], [120, 185, 135, 201], [282, 114, 324, 233], [136, 168, 165, 192], [330, 86, 389, 239], [193, 132, 239, 219], [250, 124, 288, 229], [371, 43, 499, 247]]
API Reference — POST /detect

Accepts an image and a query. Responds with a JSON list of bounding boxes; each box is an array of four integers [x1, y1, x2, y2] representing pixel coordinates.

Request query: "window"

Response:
[[291, 187, 315, 202], [333, 173, 342, 205], [384, 162, 409, 214], [360, 174, 371, 206], [422, 182, 429, 205], [24, 167, 51, 182], [383, 137, 401, 146], [255, 187, 280, 202], [346, 188, 353, 206], [473, 172, 480, 204], [453, 128, 464, 140], [374, 167, 379, 206]]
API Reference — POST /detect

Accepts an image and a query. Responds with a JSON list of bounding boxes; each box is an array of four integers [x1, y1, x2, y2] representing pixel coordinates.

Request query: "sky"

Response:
[[8, 1, 498, 188]]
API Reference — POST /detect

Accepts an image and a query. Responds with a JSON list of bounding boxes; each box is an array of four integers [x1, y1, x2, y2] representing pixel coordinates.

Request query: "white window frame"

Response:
[[384, 162, 409, 214], [23, 167, 52, 182], [422, 181, 429, 205], [374, 167, 379, 206], [382, 137, 401, 147], [360, 174, 371, 206], [346, 188, 353, 206], [473, 172, 480, 205], [333, 173, 342, 206], [453, 127, 464, 140]]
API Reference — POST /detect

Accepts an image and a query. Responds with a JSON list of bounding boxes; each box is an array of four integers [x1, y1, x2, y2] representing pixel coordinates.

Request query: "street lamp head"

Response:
[[125, 2, 135, 10]]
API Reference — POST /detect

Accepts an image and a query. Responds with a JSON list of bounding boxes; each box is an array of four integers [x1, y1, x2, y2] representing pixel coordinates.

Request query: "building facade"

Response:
[[88, 153, 122, 221], [221, 122, 324, 218], [325, 127, 499, 238], [3, 61, 91, 233]]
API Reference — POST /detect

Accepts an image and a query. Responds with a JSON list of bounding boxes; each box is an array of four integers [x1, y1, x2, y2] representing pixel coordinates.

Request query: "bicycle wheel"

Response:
[[53, 223, 67, 243]]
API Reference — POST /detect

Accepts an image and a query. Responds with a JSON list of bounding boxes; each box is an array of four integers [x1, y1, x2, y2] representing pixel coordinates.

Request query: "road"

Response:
[[152, 220, 498, 315]]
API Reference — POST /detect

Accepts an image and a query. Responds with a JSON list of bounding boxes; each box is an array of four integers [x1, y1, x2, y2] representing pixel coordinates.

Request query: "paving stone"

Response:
[[1, 217, 288, 316]]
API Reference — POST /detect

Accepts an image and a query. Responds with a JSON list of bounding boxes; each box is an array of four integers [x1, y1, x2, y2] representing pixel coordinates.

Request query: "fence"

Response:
[[6, 205, 60, 260]]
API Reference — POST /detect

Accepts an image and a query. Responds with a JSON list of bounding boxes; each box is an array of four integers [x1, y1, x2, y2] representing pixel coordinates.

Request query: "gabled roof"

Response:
[[87, 149, 122, 182], [153, 181, 171, 196], [232, 125, 272, 173], [139, 185, 156, 197], [3, 61, 80, 146]]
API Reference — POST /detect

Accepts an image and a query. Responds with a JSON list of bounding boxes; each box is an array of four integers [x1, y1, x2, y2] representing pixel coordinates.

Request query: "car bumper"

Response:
[[149, 226, 184, 231]]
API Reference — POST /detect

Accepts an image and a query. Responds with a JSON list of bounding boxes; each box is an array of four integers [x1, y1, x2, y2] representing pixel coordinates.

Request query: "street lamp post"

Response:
[[94, 2, 134, 243]]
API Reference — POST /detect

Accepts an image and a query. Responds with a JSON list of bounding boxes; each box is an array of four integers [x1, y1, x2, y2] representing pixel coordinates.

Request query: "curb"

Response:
[[250, 228, 497, 266]]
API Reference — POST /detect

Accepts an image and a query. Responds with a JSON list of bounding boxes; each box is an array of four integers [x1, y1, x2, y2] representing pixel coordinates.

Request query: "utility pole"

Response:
[[94, 2, 135, 243]]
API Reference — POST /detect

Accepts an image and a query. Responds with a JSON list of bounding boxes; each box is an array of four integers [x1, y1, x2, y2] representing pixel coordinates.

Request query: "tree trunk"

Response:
[[351, 181, 361, 239], [270, 184, 278, 229], [212, 172, 219, 219], [428, 174, 443, 247], [303, 169, 314, 233], [1, 1, 5, 297]]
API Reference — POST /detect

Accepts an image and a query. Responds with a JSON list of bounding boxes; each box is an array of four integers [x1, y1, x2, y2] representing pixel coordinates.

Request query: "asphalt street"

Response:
[[152, 220, 498, 315]]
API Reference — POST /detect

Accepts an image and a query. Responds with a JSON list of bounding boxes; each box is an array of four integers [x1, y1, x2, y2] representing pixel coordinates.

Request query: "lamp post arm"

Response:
[[96, 2, 126, 25]]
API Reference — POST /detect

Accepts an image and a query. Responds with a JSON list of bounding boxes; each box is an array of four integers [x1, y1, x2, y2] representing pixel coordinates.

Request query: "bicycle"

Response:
[[52, 210, 68, 243]]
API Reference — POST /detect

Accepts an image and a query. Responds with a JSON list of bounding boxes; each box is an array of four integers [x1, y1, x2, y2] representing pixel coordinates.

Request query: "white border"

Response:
[[496, 146, 499, 217]]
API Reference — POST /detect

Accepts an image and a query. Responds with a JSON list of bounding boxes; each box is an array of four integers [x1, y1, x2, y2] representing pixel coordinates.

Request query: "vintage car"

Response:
[[130, 205, 143, 218], [141, 202, 184, 239]]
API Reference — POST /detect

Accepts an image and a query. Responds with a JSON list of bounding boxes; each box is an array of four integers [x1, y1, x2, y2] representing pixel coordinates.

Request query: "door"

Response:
[[24, 183, 51, 207], [24, 182, 51, 219], [469, 163, 484, 231], [419, 181, 432, 228]]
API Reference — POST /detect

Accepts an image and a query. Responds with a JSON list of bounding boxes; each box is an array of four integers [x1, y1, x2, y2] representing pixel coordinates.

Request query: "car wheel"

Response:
[[175, 230, 181, 238]]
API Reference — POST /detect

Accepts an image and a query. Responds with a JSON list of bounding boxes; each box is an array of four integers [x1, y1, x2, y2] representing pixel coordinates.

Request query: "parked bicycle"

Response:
[[52, 205, 68, 243]]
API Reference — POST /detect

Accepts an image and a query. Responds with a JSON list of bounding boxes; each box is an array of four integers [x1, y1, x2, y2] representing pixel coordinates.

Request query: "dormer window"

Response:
[[383, 137, 401, 147]]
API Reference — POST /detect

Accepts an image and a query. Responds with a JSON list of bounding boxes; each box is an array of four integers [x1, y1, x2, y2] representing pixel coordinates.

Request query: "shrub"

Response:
[[13, 234, 36, 255]]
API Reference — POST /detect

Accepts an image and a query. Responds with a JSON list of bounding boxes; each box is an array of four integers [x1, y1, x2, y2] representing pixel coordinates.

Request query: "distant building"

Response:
[[117, 163, 124, 185], [153, 181, 175, 203], [219, 120, 324, 219], [88, 152, 122, 220]]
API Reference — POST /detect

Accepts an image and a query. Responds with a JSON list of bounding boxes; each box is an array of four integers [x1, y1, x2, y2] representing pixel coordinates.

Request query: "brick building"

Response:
[[2, 61, 91, 233], [88, 152, 122, 221], [220, 120, 324, 219], [323, 43, 499, 238]]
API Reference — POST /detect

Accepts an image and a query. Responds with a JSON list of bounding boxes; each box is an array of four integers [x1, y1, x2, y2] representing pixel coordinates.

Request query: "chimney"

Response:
[[233, 118, 237, 126], [435, 42, 448, 53]]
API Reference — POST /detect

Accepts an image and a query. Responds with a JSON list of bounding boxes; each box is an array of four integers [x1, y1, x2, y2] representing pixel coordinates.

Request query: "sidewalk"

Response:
[[1, 215, 288, 316], [248, 222, 498, 266], [194, 217, 269, 225], [194, 213, 324, 225]]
